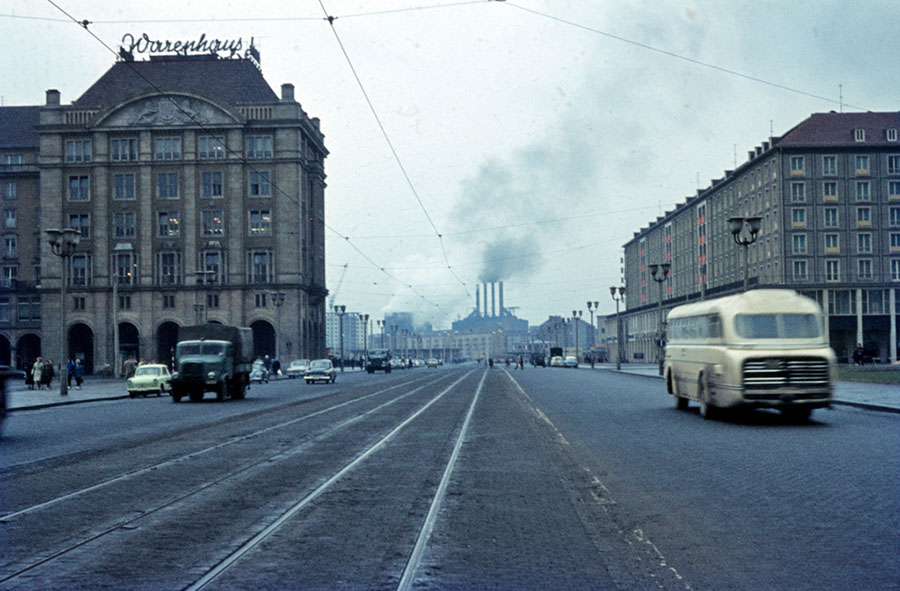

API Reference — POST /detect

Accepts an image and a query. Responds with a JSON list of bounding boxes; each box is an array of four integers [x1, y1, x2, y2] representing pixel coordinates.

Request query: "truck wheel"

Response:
[[216, 382, 227, 402], [232, 381, 246, 400], [171, 391, 182, 403], [189, 391, 204, 403]]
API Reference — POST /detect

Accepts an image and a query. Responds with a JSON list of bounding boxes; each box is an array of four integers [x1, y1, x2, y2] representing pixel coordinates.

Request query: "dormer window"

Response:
[[854, 128, 866, 142], [888, 128, 898, 142]]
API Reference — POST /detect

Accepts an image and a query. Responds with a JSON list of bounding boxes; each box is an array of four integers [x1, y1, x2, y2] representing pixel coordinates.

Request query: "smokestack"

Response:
[[476, 287, 481, 317], [499, 282, 504, 316], [491, 282, 497, 317]]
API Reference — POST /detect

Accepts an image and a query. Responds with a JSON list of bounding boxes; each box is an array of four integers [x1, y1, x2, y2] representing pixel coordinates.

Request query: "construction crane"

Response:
[[328, 263, 349, 309]]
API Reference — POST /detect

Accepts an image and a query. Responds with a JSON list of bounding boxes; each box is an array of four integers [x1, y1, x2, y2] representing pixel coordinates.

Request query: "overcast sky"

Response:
[[3, 0, 898, 328]]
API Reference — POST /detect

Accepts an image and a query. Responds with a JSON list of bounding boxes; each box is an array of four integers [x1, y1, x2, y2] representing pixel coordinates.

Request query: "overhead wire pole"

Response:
[[44, 0, 452, 319]]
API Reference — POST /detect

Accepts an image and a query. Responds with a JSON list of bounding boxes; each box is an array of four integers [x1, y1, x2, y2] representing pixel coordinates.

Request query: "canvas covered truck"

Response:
[[171, 324, 253, 403], [366, 348, 392, 373]]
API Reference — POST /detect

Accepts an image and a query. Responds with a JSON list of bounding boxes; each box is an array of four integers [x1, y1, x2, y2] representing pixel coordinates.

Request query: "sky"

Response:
[[3, 0, 898, 329]]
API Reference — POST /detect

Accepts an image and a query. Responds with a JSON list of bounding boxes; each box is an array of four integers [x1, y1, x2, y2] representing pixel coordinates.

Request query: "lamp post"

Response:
[[572, 309, 582, 362], [333, 305, 346, 371], [270, 291, 285, 357], [112, 243, 133, 378], [46, 228, 81, 396], [586, 301, 594, 353], [361, 313, 370, 361], [610, 286, 625, 370], [727, 216, 763, 292], [648, 263, 671, 376], [378, 319, 385, 348]]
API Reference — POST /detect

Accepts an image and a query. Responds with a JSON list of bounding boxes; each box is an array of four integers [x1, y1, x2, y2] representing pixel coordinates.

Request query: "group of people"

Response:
[[26, 357, 84, 389]]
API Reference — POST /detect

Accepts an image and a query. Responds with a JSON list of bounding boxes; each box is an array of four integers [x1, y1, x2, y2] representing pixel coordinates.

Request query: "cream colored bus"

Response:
[[664, 289, 835, 420]]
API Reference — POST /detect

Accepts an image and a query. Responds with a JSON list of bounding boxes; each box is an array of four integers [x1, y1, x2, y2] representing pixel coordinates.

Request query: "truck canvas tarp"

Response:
[[178, 325, 254, 364]]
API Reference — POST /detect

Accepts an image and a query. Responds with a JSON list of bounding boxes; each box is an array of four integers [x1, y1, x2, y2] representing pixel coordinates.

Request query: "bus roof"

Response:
[[667, 289, 821, 320]]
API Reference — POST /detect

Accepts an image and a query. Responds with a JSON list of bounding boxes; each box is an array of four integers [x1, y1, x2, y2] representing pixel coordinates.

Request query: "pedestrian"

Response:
[[67, 358, 76, 387], [25, 360, 35, 389], [264, 355, 272, 372], [73, 358, 84, 389], [41, 358, 55, 389], [31, 357, 44, 390], [852, 344, 864, 366], [123, 355, 137, 379], [271, 358, 281, 377], [488, 358, 494, 369], [517, 354, 524, 370], [590, 354, 595, 369]]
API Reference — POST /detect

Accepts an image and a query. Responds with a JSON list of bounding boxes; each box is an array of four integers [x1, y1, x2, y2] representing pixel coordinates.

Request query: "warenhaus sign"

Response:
[[120, 33, 256, 59]]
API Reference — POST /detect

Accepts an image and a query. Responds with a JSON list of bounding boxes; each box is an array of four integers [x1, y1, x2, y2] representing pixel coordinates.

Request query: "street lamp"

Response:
[[361, 313, 370, 360], [728, 216, 763, 292], [378, 319, 386, 348], [586, 301, 597, 354], [610, 286, 625, 370], [333, 304, 346, 371], [46, 228, 81, 396], [270, 291, 286, 357], [112, 242, 133, 378], [648, 262, 671, 376], [572, 309, 582, 361]]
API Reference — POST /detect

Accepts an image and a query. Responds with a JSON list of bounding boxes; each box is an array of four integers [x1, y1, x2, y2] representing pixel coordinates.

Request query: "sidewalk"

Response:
[[593, 363, 900, 414]]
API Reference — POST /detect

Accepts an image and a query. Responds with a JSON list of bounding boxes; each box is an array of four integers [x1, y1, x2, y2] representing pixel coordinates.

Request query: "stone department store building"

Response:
[[605, 111, 900, 364], [0, 51, 328, 372]]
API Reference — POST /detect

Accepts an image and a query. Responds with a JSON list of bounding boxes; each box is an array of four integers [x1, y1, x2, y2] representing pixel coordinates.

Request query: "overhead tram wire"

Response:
[[318, 0, 474, 304], [503, 2, 868, 112], [43, 0, 450, 318]]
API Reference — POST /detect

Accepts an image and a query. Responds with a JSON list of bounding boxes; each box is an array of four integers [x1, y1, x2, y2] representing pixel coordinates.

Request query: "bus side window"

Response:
[[708, 314, 721, 338]]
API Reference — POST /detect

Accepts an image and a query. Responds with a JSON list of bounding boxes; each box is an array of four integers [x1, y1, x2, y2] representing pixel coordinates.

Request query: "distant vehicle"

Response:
[[171, 324, 253, 403], [305, 359, 336, 384], [389, 358, 404, 370], [286, 359, 310, 379], [531, 354, 546, 367], [250, 360, 270, 384], [550, 356, 564, 367], [564, 356, 579, 368], [426, 358, 439, 368], [0, 365, 19, 434], [127, 364, 172, 398], [366, 348, 392, 374], [549, 347, 563, 358], [664, 289, 835, 420]]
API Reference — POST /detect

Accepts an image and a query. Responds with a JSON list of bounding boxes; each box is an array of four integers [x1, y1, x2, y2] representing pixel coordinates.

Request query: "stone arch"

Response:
[[156, 321, 180, 369], [0, 334, 11, 366], [119, 322, 141, 363], [250, 320, 275, 360], [69, 323, 95, 374], [16, 333, 41, 370]]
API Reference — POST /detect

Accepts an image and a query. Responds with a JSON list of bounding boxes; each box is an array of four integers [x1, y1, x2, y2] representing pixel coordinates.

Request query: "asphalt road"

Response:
[[0, 365, 896, 590]]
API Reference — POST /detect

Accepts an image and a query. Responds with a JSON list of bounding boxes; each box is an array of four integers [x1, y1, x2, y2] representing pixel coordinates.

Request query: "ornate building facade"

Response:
[[0, 52, 328, 372]]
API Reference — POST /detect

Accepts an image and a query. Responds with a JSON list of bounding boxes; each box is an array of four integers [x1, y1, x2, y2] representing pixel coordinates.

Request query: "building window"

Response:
[[65, 139, 91, 163], [255, 293, 268, 307], [155, 137, 182, 160], [825, 233, 839, 253], [1, 266, 16, 288], [163, 294, 176, 309], [68, 175, 90, 201], [69, 253, 91, 287], [891, 207, 900, 227], [822, 155, 837, 176], [201, 210, 224, 236], [890, 181, 900, 199], [198, 136, 226, 160], [114, 173, 135, 200], [156, 251, 182, 285], [789, 156, 804, 175], [157, 173, 179, 199], [113, 212, 136, 238], [824, 208, 839, 228], [854, 128, 866, 142], [206, 293, 220, 309], [111, 138, 138, 162], [889, 129, 898, 142], [792, 234, 807, 254], [855, 181, 871, 201], [201, 171, 223, 198], [3, 236, 16, 258], [248, 250, 273, 284], [856, 207, 871, 227], [825, 260, 840, 282], [791, 208, 806, 227], [249, 171, 271, 197], [823, 181, 838, 201], [893, 260, 900, 281], [790, 182, 805, 202], [118, 295, 132, 310], [68, 213, 90, 239], [2, 154, 23, 165], [17, 297, 40, 321], [892, 233, 900, 252], [3, 209, 15, 229], [0, 297, 8, 322], [157, 211, 180, 237], [73, 296, 85, 311], [858, 233, 872, 254], [855, 155, 870, 174], [199, 250, 225, 284], [249, 210, 272, 235], [857, 259, 873, 280], [246, 136, 273, 159], [114, 252, 137, 286], [3, 181, 15, 200]]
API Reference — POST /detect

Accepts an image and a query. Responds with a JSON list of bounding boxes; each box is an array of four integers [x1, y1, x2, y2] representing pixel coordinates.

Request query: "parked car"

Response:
[[550, 356, 564, 367], [127, 364, 172, 397], [426, 358, 439, 368], [305, 359, 336, 384], [564, 356, 579, 368], [250, 359, 270, 383], [286, 359, 310, 379]]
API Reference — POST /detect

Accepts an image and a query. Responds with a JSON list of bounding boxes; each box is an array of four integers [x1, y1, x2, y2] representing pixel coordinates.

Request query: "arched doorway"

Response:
[[119, 322, 140, 364], [156, 321, 180, 369], [69, 323, 94, 374], [251, 320, 275, 359], [16, 333, 41, 371], [0, 334, 10, 366]]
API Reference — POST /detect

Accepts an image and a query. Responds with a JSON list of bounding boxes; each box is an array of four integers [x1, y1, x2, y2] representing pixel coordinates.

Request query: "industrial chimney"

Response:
[[499, 282, 504, 316], [491, 282, 496, 318], [476, 286, 481, 317]]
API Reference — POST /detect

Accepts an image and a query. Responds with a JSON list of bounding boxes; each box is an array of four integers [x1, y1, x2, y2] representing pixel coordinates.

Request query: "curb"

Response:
[[8, 394, 131, 412]]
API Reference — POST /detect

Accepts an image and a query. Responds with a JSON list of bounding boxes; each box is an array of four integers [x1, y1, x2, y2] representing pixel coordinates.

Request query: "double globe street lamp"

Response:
[[45, 228, 81, 396], [333, 305, 346, 372], [648, 263, 671, 376], [727, 216, 763, 292], [609, 286, 625, 370]]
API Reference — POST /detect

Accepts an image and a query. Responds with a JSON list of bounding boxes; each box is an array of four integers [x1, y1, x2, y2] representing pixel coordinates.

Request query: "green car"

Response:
[[127, 364, 172, 398]]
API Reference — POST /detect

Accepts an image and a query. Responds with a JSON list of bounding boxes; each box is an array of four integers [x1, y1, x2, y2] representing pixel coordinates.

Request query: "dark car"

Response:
[[0, 365, 21, 434], [531, 354, 546, 367]]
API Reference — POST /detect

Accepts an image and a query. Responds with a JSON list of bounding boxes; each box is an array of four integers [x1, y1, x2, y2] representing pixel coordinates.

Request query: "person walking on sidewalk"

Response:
[[123, 355, 137, 379], [31, 357, 44, 390], [73, 359, 84, 389], [41, 358, 55, 389], [66, 358, 75, 387]]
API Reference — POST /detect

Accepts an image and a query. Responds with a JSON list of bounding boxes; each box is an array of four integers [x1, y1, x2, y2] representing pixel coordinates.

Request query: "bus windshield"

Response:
[[733, 313, 820, 339]]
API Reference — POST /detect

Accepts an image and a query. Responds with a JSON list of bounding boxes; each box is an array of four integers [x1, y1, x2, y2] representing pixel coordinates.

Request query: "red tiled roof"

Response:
[[776, 111, 900, 148]]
